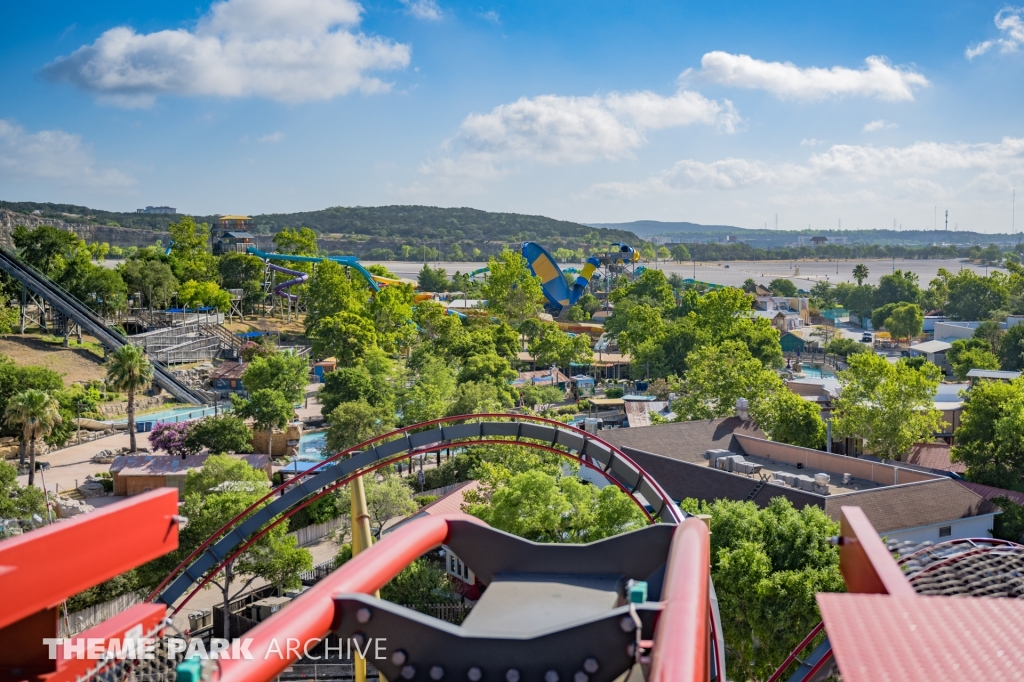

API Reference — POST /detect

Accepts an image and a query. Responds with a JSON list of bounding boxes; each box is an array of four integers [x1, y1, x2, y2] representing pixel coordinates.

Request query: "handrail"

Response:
[[765, 622, 826, 682], [215, 514, 483, 682], [648, 517, 711, 682]]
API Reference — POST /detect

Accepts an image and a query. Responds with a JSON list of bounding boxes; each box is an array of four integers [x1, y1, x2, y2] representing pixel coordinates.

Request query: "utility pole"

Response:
[[945, 210, 948, 232], [775, 214, 778, 230]]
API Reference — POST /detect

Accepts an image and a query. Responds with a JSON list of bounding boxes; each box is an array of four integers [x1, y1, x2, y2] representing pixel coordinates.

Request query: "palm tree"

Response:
[[106, 344, 155, 453], [852, 263, 869, 286], [5, 389, 62, 487]]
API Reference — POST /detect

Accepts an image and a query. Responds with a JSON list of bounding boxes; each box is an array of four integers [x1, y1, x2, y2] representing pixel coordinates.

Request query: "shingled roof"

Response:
[[599, 417, 765, 464], [824, 479, 999, 534]]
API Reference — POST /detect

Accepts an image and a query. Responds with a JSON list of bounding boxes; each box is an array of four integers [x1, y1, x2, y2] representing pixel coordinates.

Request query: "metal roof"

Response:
[[966, 369, 1022, 379], [909, 340, 952, 353]]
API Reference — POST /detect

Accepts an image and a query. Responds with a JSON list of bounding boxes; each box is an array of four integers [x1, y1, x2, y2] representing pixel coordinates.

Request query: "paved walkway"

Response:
[[18, 383, 325, 498]]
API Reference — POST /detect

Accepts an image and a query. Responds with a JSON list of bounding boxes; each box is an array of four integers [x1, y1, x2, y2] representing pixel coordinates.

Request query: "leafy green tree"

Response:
[[832, 353, 944, 459], [991, 496, 1024, 543], [843, 284, 876, 319], [12, 224, 83, 277], [609, 268, 675, 310], [948, 339, 1000, 381], [458, 352, 518, 403], [769, 279, 798, 297], [242, 351, 309, 403], [670, 244, 691, 262], [361, 471, 417, 538], [466, 469, 645, 542], [656, 245, 672, 261], [4, 389, 62, 486], [852, 263, 869, 285], [616, 304, 666, 355], [120, 258, 178, 310], [527, 325, 593, 370], [679, 497, 843, 682], [482, 250, 544, 324], [167, 216, 215, 282], [1000, 324, 1024, 371], [370, 284, 415, 352], [325, 399, 396, 452], [178, 279, 231, 311], [232, 389, 294, 454], [399, 358, 456, 425], [873, 270, 920, 308], [810, 281, 836, 308], [824, 337, 868, 359], [449, 381, 509, 415], [944, 270, 1010, 320], [272, 227, 319, 256], [105, 345, 154, 453], [304, 260, 367, 334], [0, 460, 46, 531], [576, 293, 601, 316], [519, 384, 567, 410], [672, 341, 781, 421], [380, 558, 461, 612], [218, 253, 264, 312], [309, 311, 378, 366], [973, 320, 1006, 355], [951, 379, 1024, 488], [417, 264, 449, 292], [750, 387, 827, 449], [871, 302, 900, 332], [884, 303, 924, 340], [74, 267, 128, 317], [320, 366, 393, 416], [185, 415, 253, 455]]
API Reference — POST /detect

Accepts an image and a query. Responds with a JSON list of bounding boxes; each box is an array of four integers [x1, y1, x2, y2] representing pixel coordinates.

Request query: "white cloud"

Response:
[[693, 51, 929, 101], [590, 137, 1024, 197], [863, 119, 897, 132], [400, 0, 442, 20], [800, 138, 823, 146], [966, 7, 1024, 59], [0, 119, 135, 188], [42, 0, 411, 107], [258, 131, 283, 142], [420, 89, 739, 180], [479, 10, 501, 24]]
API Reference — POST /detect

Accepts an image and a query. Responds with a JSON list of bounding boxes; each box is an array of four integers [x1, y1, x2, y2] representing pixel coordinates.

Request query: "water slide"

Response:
[[266, 262, 309, 301], [246, 247, 382, 293], [520, 242, 601, 314]]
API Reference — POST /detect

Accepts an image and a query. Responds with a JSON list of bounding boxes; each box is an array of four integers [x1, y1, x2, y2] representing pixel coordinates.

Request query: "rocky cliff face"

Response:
[[0, 209, 168, 249]]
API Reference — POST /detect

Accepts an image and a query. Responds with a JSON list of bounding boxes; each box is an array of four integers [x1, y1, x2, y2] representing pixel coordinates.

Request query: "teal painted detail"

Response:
[[175, 657, 203, 682], [628, 580, 648, 604], [246, 247, 380, 292]]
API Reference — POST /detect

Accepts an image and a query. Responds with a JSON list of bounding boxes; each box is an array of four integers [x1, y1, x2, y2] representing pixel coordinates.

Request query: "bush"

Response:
[[824, 338, 868, 359], [604, 387, 624, 398], [416, 495, 438, 507]]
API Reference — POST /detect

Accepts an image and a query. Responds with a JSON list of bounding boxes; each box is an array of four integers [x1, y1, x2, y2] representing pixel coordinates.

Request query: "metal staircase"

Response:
[[744, 473, 771, 502]]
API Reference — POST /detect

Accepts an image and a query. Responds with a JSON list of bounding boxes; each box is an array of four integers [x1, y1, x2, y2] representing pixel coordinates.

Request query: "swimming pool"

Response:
[[297, 431, 327, 459], [797, 365, 836, 379], [116, 404, 222, 424]]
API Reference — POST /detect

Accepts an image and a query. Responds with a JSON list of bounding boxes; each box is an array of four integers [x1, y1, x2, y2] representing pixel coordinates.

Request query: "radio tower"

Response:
[[945, 210, 948, 232]]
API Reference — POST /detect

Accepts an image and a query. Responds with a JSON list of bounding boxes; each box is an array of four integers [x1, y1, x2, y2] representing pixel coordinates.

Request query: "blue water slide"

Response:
[[520, 243, 601, 314], [246, 247, 380, 293]]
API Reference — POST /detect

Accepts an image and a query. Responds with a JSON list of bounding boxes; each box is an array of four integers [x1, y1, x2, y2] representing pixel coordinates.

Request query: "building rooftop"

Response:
[[600, 417, 765, 464], [210, 361, 247, 381], [110, 453, 271, 476], [966, 369, 1022, 380], [905, 442, 965, 474], [909, 340, 952, 354], [954, 479, 1024, 507]]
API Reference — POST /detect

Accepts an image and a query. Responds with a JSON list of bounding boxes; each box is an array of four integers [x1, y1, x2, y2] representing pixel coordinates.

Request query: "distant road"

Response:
[[367, 257, 1001, 289]]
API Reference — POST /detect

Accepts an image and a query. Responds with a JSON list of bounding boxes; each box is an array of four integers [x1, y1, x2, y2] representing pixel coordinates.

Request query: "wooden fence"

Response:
[[59, 591, 145, 637], [288, 516, 347, 547]]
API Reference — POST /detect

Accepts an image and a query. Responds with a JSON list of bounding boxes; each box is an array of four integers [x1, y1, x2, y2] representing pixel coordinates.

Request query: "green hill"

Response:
[[0, 201, 639, 256]]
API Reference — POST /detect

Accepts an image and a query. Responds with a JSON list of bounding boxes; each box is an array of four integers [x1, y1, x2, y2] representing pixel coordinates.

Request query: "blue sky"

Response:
[[1, 0, 1023, 232]]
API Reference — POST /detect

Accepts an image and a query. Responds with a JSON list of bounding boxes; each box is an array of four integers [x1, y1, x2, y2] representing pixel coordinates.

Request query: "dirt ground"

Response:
[[0, 334, 107, 386]]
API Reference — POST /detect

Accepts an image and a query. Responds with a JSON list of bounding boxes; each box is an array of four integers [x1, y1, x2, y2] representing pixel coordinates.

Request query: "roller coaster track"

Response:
[[0, 245, 210, 405], [151, 413, 689, 609]]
